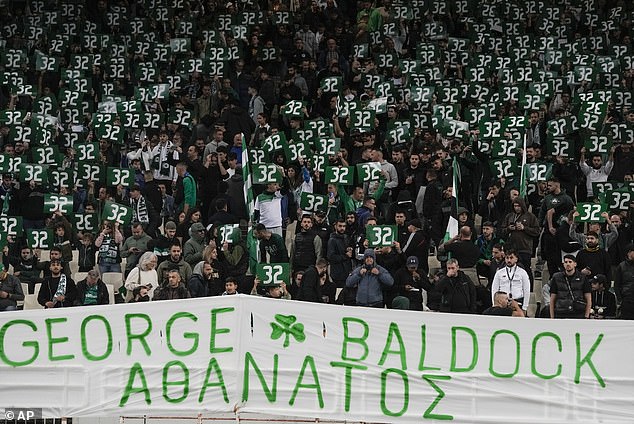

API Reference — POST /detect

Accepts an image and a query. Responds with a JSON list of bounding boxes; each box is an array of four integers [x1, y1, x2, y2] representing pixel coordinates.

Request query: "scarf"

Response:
[[132, 196, 149, 223], [53, 274, 67, 304]]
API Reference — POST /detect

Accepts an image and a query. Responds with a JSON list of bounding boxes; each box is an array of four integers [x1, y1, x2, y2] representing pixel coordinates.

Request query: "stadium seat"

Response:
[[74, 272, 88, 283], [102, 272, 124, 293], [106, 284, 115, 305], [23, 283, 44, 309]]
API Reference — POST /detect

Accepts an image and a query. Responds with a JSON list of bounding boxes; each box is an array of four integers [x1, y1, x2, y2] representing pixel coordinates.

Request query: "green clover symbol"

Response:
[[270, 314, 306, 348]]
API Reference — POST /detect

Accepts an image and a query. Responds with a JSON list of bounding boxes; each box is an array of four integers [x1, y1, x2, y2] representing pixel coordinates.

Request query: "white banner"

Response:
[[0, 295, 633, 423]]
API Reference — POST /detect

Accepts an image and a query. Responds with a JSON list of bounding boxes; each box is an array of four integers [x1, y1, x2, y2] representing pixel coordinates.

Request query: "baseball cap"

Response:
[[406, 256, 419, 267], [591, 274, 608, 285]]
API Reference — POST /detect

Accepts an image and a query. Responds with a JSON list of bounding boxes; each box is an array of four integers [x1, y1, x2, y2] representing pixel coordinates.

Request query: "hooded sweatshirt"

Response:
[[184, 223, 206, 266], [345, 249, 394, 306], [500, 198, 541, 254]]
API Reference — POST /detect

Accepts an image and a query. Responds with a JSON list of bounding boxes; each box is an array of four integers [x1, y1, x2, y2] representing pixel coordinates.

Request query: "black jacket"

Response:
[[296, 266, 323, 303], [327, 232, 353, 282], [38, 276, 77, 308], [423, 271, 476, 314]]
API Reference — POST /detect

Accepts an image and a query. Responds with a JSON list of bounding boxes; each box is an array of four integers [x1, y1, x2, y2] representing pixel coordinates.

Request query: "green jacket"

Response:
[[338, 178, 386, 215]]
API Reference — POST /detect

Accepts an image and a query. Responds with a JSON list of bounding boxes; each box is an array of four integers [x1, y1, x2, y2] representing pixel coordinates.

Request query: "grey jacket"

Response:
[[346, 264, 394, 306]]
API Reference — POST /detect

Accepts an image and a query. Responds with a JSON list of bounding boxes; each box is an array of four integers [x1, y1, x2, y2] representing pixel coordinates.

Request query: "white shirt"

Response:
[[491, 265, 531, 310]]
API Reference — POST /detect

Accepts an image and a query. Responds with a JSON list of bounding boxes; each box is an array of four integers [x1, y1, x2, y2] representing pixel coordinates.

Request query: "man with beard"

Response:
[[475, 222, 504, 283], [579, 146, 615, 199], [184, 222, 207, 267], [10, 246, 43, 293], [0, 263, 24, 311], [149, 221, 179, 264], [328, 219, 354, 289], [156, 243, 192, 287], [128, 184, 161, 237], [38, 260, 77, 308], [188, 261, 220, 297], [501, 198, 540, 282], [575, 232, 612, 282], [403, 153, 426, 199], [490, 249, 531, 315], [538, 177, 574, 276], [154, 269, 191, 301], [121, 222, 152, 277], [549, 255, 592, 319], [290, 215, 323, 274]]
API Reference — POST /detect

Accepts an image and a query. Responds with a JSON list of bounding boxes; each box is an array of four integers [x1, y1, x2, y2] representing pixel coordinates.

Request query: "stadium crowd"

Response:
[[0, 0, 633, 319]]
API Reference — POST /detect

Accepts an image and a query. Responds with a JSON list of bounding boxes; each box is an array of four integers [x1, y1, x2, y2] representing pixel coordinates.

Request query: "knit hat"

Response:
[[363, 248, 376, 259], [165, 221, 177, 230], [626, 243, 634, 254]]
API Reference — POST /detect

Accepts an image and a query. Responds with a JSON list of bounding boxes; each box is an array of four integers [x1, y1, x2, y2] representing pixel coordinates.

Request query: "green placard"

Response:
[[284, 141, 310, 163], [19, 164, 47, 183], [547, 137, 574, 157], [106, 167, 134, 187], [366, 225, 397, 247], [261, 133, 287, 153], [74, 212, 99, 233], [282, 100, 305, 118], [489, 158, 518, 178], [0, 155, 22, 174], [324, 166, 354, 185], [252, 164, 282, 184], [247, 148, 268, 165], [43, 194, 73, 214], [584, 135, 612, 154], [95, 122, 124, 144], [0, 215, 23, 236], [76, 162, 104, 182], [102, 201, 133, 225], [575, 203, 607, 222], [356, 162, 382, 181], [604, 190, 633, 211], [320, 76, 342, 93], [26, 229, 53, 249], [315, 138, 340, 156], [219, 224, 241, 244], [525, 162, 552, 182], [32, 146, 62, 165], [168, 108, 193, 127], [488, 137, 516, 158], [300, 192, 328, 213], [350, 109, 375, 133], [592, 181, 619, 197], [309, 155, 328, 174], [256, 263, 290, 286]]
